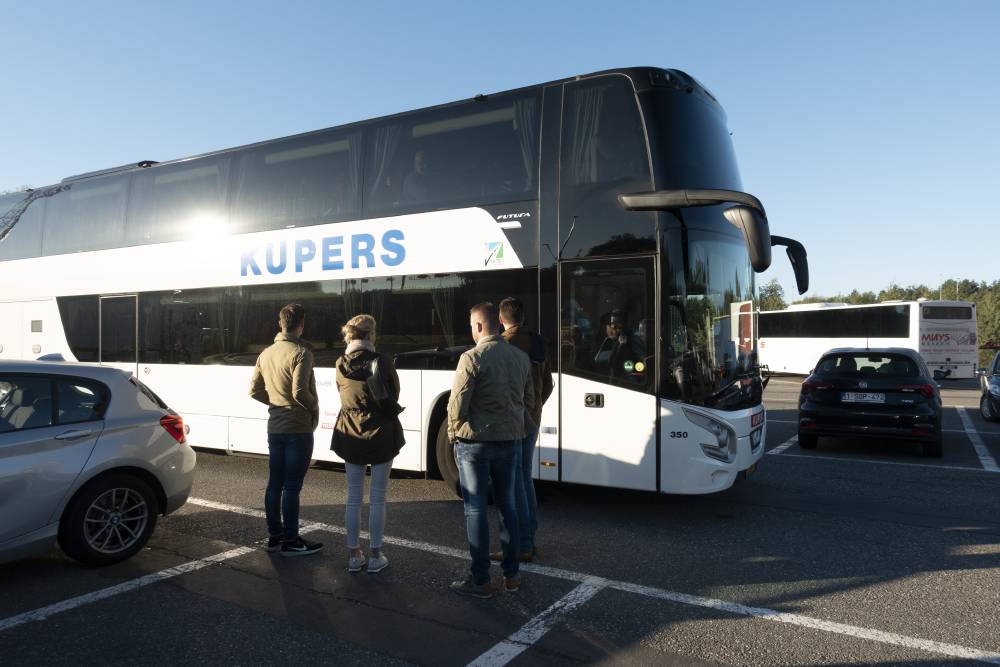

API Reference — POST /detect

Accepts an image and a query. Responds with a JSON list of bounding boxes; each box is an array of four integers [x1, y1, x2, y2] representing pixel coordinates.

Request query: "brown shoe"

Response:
[[451, 576, 495, 599], [490, 551, 534, 563], [503, 576, 521, 592]]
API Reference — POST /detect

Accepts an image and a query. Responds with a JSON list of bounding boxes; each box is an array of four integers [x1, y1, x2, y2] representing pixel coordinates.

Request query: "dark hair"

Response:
[[499, 297, 524, 325], [279, 303, 306, 331], [469, 301, 499, 329]]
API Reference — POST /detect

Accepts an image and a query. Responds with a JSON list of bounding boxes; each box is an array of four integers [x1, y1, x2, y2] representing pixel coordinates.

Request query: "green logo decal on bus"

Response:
[[485, 241, 504, 266]]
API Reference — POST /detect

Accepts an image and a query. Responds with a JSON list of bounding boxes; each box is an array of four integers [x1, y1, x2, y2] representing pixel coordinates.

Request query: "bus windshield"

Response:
[[666, 224, 760, 410]]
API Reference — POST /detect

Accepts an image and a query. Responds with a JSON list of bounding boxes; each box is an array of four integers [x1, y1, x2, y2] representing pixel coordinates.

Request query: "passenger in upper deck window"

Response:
[[402, 150, 432, 202]]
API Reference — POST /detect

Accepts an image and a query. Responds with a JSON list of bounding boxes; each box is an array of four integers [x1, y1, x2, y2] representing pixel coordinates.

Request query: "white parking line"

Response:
[[0, 545, 253, 633], [769, 435, 798, 455], [0, 516, 325, 634], [6, 497, 1000, 664], [609, 580, 1000, 664], [957, 407, 1000, 472], [183, 498, 1000, 664], [467, 578, 607, 667]]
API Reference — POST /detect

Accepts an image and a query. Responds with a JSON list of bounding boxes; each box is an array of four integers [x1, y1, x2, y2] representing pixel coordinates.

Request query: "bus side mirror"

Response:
[[723, 206, 771, 273], [617, 189, 773, 272], [771, 235, 809, 294]]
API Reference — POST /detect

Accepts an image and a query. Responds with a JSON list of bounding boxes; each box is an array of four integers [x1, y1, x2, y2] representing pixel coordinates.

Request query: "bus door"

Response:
[[99, 295, 138, 376], [558, 257, 658, 491]]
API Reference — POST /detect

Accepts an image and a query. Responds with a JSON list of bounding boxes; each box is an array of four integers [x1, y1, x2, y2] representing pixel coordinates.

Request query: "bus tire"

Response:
[[435, 420, 461, 497], [59, 474, 159, 566], [798, 433, 818, 450], [981, 394, 999, 422], [922, 437, 943, 458]]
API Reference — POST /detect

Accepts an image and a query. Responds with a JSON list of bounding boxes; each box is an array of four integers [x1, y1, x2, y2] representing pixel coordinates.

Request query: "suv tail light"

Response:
[[801, 380, 833, 392], [899, 384, 935, 399], [160, 414, 186, 443]]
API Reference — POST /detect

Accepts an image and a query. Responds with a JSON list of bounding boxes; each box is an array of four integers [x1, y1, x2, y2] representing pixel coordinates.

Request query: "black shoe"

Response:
[[280, 537, 323, 557], [266, 536, 283, 553]]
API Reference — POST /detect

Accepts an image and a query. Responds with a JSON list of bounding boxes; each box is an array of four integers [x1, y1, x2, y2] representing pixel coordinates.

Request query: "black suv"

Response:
[[980, 350, 1000, 422], [798, 348, 943, 457]]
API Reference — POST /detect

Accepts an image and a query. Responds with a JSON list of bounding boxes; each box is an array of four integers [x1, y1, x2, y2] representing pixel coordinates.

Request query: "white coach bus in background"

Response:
[[759, 300, 977, 379], [0, 67, 807, 495]]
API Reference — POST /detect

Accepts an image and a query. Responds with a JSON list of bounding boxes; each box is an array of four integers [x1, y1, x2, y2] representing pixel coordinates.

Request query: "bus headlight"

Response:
[[683, 408, 737, 463]]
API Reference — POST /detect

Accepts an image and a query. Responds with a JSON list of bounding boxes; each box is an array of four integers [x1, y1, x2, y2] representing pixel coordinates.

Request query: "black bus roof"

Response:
[[57, 66, 717, 185]]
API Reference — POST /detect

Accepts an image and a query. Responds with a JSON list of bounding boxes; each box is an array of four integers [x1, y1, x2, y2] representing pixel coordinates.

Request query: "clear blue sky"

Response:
[[2, 1, 997, 298]]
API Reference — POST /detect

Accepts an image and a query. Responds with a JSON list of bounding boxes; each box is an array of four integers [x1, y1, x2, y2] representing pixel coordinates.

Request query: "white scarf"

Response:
[[346, 339, 375, 355]]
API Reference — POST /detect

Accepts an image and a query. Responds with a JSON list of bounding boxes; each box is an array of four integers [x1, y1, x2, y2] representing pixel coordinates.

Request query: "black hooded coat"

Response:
[[331, 348, 405, 465]]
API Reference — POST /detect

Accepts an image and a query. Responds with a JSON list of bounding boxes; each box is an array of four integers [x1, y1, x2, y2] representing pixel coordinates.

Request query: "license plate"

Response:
[[842, 392, 885, 403]]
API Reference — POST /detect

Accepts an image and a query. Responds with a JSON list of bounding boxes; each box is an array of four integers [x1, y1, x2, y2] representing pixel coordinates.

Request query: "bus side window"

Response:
[[558, 75, 654, 259], [43, 175, 128, 256], [363, 91, 541, 218]]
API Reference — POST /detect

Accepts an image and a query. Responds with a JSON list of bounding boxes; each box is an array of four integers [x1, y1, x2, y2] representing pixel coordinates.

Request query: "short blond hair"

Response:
[[342, 314, 376, 344]]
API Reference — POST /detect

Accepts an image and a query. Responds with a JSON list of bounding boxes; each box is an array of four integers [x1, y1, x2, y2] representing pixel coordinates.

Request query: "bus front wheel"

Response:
[[435, 420, 462, 497]]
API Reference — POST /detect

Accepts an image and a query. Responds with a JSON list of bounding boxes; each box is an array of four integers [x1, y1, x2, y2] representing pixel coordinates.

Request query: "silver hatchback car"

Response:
[[0, 361, 196, 566]]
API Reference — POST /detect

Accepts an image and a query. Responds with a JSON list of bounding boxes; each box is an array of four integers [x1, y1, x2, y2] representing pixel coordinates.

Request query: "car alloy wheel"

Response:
[[83, 487, 149, 554]]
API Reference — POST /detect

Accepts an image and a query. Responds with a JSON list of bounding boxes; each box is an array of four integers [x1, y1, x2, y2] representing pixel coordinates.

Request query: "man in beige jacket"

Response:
[[250, 304, 323, 557], [447, 302, 533, 598]]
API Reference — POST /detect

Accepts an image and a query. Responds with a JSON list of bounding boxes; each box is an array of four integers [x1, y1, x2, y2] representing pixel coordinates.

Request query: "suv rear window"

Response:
[[817, 353, 919, 378]]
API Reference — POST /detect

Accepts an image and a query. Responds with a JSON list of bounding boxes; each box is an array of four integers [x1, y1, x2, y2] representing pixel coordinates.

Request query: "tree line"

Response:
[[758, 278, 1000, 366]]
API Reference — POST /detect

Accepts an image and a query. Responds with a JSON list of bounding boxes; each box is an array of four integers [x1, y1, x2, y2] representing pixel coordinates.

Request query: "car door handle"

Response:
[[55, 428, 92, 441]]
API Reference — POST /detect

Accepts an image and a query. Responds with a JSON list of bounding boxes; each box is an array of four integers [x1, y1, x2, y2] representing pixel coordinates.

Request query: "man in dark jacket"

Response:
[[249, 304, 323, 557], [448, 302, 533, 598], [496, 297, 553, 562]]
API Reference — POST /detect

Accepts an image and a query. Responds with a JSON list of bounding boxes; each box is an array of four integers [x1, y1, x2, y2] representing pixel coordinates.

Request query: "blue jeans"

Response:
[[456, 440, 519, 585], [265, 433, 314, 541], [514, 428, 538, 554], [345, 460, 393, 549]]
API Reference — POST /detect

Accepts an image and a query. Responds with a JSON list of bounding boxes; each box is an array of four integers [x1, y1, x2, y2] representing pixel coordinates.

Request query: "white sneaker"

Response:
[[348, 552, 366, 573], [367, 553, 389, 573]]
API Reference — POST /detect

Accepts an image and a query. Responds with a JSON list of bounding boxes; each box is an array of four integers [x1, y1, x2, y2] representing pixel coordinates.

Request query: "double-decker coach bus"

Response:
[[759, 300, 977, 379], [0, 67, 806, 494]]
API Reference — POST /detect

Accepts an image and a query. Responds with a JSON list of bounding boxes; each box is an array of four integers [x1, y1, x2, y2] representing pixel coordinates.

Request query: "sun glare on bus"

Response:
[[185, 212, 228, 240]]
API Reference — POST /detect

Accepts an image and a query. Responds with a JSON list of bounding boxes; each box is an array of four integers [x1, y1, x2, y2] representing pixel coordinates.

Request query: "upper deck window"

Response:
[[232, 129, 362, 233], [43, 176, 127, 256], [0, 192, 45, 261], [561, 76, 650, 188], [558, 75, 653, 258], [128, 157, 232, 244], [364, 91, 540, 216]]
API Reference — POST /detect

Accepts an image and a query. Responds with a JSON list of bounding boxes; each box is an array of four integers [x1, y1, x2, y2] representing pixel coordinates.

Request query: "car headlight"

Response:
[[683, 408, 737, 463]]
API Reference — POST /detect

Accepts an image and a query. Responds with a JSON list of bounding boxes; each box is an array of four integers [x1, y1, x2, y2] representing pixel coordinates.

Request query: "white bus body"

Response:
[[1, 68, 796, 495], [759, 300, 977, 379]]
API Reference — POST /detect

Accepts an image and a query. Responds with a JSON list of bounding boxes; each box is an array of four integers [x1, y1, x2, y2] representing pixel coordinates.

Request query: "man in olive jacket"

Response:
[[250, 303, 323, 557], [448, 302, 534, 598], [497, 297, 553, 562]]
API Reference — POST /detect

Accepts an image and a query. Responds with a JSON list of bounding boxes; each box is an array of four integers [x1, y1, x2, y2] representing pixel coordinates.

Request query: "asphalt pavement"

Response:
[[2, 380, 999, 666]]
